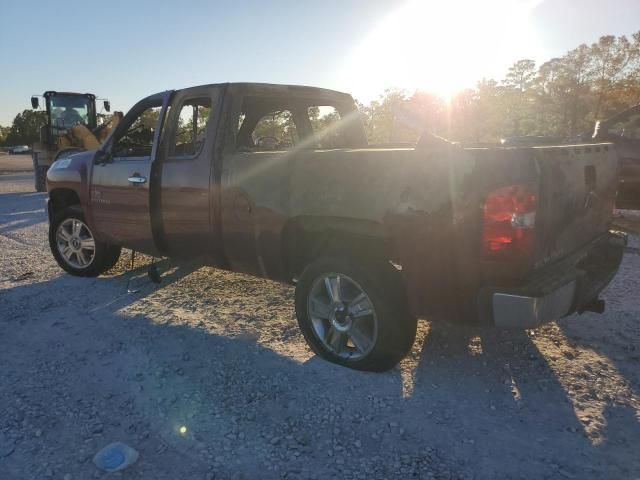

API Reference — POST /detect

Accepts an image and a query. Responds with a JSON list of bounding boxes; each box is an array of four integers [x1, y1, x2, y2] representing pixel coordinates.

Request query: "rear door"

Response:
[[89, 92, 171, 254]]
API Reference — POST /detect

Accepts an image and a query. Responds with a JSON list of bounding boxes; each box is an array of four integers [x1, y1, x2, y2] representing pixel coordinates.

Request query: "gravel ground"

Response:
[[1, 169, 640, 480]]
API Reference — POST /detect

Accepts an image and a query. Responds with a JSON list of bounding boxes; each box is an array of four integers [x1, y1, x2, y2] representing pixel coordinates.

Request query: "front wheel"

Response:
[[295, 257, 417, 372], [49, 207, 121, 277]]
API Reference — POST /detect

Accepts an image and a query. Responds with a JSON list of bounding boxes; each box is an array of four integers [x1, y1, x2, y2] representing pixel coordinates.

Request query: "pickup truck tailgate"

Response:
[[533, 144, 618, 269]]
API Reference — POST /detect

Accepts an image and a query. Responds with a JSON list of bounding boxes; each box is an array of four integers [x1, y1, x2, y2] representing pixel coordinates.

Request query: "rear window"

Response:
[[234, 94, 365, 152]]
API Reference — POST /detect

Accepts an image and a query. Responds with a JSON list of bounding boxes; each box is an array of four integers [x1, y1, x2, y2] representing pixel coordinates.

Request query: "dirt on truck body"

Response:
[[45, 82, 625, 371]]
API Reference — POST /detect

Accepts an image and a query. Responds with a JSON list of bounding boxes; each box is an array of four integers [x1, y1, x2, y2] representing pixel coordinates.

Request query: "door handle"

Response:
[[128, 175, 147, 185]]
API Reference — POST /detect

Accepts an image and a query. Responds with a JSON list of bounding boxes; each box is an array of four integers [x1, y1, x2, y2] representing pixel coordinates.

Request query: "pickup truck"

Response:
[[46, 82, 626, 372]]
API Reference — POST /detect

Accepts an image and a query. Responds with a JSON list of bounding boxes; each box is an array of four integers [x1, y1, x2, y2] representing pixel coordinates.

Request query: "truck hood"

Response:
[[51, 149, 95, 170], [46, 150, 95, 193]]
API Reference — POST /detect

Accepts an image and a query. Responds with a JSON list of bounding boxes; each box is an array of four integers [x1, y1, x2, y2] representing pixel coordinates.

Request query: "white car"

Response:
[[10, 145, 30, 154]]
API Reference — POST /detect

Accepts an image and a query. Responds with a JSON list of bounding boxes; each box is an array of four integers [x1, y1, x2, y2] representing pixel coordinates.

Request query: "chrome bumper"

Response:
[[493, 281, 576, 328], [488, 231, 626, 329]]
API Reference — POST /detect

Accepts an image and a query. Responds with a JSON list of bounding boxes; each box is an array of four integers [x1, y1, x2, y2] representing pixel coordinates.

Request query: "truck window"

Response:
[[170, 98, 212, 157], [113, 106, 162, 158], [308, 106, 346, 149], [238, 110, 298, 151]]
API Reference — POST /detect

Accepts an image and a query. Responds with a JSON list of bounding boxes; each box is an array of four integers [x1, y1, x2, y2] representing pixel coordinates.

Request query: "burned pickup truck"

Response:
[[46, 83, 625, 371]]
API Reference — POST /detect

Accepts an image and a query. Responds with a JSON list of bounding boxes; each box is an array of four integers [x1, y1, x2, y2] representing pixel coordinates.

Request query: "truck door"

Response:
[[89, 92, 171, 254], [156, 86, 224, 258], [219, 87, 302, 279]]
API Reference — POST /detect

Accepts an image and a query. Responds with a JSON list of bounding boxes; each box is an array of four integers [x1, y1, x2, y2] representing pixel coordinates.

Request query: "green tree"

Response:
[[501, 59, 537, 135], [4, 110, 46, 146], [360, 31, 640, 145], [362, 89, 422, 144], [589, 35, 635, 119], [0, 125, 10, 146]]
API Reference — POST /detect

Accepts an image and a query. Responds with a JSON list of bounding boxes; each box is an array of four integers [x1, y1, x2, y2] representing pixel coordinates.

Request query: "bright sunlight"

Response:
[[342, 0, 543, 100]]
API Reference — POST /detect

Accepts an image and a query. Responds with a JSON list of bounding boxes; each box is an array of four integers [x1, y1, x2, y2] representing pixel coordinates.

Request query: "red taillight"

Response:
[[482, 184, 536, 260]]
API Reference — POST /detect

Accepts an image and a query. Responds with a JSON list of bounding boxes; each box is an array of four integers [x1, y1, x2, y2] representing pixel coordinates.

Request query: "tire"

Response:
[[49, 206, 121, 277], [295, 256, 417, 372]]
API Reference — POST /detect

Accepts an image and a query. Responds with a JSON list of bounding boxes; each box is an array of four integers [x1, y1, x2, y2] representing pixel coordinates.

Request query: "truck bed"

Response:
[[281, 141, 619, 320]]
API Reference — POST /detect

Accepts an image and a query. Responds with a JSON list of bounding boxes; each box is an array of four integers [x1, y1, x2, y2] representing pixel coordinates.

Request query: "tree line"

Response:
[[360, 31, 640, 145], [2, 31, 639, 148], [0, 110, 45, 147]]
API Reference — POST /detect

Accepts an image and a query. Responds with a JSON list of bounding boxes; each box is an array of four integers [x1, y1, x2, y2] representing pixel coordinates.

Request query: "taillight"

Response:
[[482, 184, 536, 260]]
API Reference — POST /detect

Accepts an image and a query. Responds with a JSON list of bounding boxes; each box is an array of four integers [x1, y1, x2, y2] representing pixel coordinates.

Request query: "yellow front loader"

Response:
[[30, 91, 123, 191]]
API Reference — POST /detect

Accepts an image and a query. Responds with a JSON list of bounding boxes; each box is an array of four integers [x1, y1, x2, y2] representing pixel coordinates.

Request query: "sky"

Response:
[[1, 0, 639, 126]]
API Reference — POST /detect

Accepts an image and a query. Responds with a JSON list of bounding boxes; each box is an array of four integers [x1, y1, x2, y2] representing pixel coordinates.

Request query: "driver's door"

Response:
[[89, 92, 172, 254]]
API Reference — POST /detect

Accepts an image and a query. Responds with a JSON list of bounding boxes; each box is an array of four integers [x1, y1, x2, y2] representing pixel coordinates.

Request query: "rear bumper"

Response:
[[482, 231, 626, 328]]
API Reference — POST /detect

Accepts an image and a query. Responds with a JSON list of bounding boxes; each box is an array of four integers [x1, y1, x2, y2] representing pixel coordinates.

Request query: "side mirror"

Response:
[[31, 97, 39, 109], [104, 100, 111, 112]]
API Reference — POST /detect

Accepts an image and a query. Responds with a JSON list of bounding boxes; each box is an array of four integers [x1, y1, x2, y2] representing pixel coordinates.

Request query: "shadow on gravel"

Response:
[[406, 321, 610, 478], [552, 243, 640, 458], [1, 264, 637, 478], [555, 314, 640, 459]]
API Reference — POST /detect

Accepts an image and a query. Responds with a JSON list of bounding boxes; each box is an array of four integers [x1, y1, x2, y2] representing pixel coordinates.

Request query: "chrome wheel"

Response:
[[56, 218, 96, 269], [307, 273, 378, 360]]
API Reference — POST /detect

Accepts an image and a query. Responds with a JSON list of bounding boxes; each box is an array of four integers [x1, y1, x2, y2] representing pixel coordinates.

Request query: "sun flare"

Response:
[[341, 0, 542, 100]]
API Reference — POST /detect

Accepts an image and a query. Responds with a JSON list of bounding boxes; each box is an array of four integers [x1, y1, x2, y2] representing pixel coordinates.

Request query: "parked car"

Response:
[[10, 145, 31, 154], [45, 82, 625, 371]]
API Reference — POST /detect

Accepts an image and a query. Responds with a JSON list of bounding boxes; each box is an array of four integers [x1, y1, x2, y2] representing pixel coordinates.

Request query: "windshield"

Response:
[[48, 94, 95, 130]]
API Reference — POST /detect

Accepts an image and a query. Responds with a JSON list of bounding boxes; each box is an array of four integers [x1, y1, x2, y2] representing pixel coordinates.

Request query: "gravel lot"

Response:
[[1, 160, 640, 479]]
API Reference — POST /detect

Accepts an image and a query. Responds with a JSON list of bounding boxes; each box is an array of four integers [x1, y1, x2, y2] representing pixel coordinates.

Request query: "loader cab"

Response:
[[45, 92, 97, 139], [34, 92, 98, 146]]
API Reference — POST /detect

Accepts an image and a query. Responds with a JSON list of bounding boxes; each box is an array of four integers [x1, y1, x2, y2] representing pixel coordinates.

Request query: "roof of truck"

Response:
[[175, 82, 355, 100]]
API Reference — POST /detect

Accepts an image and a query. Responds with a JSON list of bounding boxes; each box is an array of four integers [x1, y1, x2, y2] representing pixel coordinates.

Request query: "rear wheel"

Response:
[[49, 207, 121, 277], [295, 256, 417, 372]]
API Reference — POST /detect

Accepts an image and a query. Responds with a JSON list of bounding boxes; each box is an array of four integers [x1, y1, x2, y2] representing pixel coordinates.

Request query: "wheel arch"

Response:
[[48, 188, 81, 222]]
